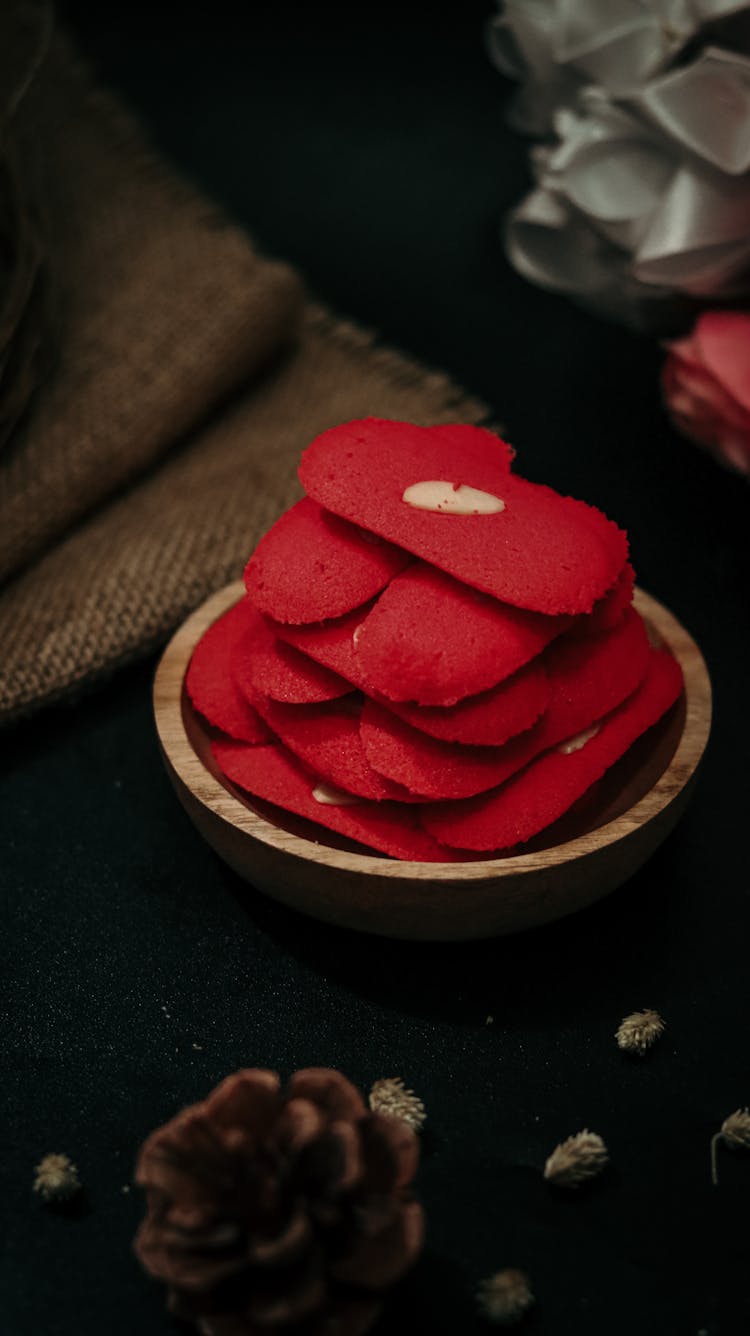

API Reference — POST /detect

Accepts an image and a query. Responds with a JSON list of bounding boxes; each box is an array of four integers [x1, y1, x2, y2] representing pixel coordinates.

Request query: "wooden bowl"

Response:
[[153, 582, 711, 941]]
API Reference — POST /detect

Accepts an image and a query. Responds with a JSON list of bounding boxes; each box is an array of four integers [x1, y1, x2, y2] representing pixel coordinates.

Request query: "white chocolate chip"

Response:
[[312, 782, 360, 806], [352, 623, 364, 647], [557, 724, 600, 755], [401, 480, 505, 515]]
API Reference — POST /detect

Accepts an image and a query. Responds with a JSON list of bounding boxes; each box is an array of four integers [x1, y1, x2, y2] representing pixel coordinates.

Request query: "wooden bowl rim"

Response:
[[153, 581, 711, 884]]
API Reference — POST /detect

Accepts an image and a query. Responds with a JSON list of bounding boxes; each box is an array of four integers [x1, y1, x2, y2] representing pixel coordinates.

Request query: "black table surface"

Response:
[[3, 5, 749, 1334]]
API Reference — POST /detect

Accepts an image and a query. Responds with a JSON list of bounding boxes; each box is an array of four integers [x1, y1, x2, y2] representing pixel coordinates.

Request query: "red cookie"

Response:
[[268, 603, 378, 692], [535, 607, 651, 749], [386, 658, 550, 746], [299, 418, 628, 614], [581, 562, 635, 636], [273, 600, 551, 746], [358, 609, 651, 801], [244, 496, 411, 624], [360, 699, 548, 800], [253, 694, 415, 802], [211, 739, 455, 862], [279, 562, 633, 708], [185, 601, 271, 744], [353, 563, 570, 705], [422, 648, 683, 850], [300, 418, 514, 505], [233, 605, 351, 704]]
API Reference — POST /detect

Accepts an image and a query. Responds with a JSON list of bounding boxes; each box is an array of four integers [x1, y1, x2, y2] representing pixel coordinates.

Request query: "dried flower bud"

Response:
[[369, 1078, 426, 1132], [33, 1153, 81, 1202], [720, 1109, 750, 1151], [711, 1108, 750, 1185], [477, 1268, 534, 1325], [543, 1130, 608, 1188], [615, 1009, 665, 1056]]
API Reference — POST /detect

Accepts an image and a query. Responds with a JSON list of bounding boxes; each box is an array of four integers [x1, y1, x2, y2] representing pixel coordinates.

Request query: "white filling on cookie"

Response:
[[557, 723, 601, 755], [401, 481, 505, 515], [312, 782, 360, 806]]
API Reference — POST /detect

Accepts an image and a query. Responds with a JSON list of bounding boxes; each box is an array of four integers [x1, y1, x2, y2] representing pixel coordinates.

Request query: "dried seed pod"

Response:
[[477, 1268, 534, 1325], [615, 1009, 665, 1055], [543, 1130, 608, 1188], [711, 1108, 750, 1185], [369, 1077, 426, 1132], [33, 1153, 81, 1202]]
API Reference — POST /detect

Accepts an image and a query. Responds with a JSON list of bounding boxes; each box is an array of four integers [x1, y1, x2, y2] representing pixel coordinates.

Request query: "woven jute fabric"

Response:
[[0, 4, 55, 456], [0, 17, 305, 584], [0, 19, 487, 726]]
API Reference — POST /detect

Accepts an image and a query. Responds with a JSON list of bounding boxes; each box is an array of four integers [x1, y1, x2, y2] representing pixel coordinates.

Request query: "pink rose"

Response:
[[663, 311, 750, 476]]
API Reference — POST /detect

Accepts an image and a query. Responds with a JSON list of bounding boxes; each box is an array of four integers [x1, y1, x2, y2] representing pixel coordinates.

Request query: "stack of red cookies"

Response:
[[187, 420, 683, 861]]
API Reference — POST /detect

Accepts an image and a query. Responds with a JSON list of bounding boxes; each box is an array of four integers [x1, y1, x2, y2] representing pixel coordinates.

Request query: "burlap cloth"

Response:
[[0, 16, 487, 726]]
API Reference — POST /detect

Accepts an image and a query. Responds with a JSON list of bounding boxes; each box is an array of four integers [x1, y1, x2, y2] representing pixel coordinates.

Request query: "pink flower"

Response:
[[663, 311, 750, 476]]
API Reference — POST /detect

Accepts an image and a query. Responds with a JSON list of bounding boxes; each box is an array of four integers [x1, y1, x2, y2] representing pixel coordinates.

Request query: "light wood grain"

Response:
[[153, 582, 711, 941]]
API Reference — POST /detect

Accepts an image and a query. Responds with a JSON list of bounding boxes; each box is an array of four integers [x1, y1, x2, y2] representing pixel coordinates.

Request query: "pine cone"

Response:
[[134, 1068, 424, 1336]]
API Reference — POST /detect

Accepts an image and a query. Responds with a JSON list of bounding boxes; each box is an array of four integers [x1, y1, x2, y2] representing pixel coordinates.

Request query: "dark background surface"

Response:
[[3, 4, 749, 1334]]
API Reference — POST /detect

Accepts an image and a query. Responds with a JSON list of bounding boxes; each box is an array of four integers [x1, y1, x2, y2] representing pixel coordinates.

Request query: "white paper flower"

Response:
[[501, 40, 750, 325], [488, 0, 750, 133]]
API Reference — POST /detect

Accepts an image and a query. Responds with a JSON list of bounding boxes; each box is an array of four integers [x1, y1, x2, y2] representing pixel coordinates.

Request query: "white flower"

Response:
[[487, 0, 704, 134], [492, 1, 750, 325], [488, 0, 750, 132], [507, 60, 750, 322]]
